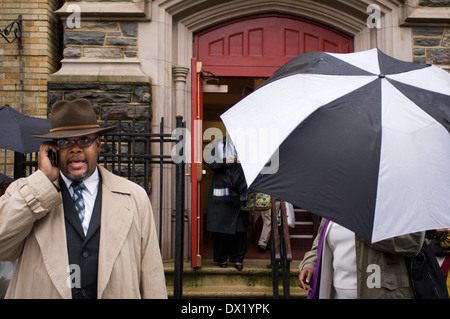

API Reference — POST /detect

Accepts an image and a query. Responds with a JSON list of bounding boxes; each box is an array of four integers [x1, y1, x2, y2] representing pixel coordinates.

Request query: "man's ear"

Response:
[[95, 135, 102, 150]]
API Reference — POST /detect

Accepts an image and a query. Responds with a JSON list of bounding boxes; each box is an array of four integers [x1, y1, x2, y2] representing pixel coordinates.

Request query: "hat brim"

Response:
[[33, 125, 117, 139]]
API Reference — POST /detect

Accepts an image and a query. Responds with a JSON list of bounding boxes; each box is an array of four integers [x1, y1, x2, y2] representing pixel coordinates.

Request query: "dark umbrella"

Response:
[[0, 105, 50, 153], [0, 173, 13, 183], [221, 48, 450, 243]]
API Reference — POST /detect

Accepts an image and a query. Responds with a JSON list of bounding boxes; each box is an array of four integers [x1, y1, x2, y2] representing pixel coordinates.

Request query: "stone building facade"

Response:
[[1, 0, 449, 260]]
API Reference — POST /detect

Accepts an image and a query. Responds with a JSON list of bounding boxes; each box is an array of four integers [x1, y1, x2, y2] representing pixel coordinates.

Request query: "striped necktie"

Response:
[[71, 181, 86, 223]]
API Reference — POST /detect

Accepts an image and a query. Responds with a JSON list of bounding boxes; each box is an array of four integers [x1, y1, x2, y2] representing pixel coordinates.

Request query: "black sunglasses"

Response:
[[54, 136, 98, 149]]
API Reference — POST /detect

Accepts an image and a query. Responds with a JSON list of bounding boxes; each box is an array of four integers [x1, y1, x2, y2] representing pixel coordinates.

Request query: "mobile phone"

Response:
[[48, 150, 58, 166]]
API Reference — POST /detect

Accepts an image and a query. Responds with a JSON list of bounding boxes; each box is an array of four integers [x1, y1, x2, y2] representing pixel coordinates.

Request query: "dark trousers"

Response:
[[211, 232, 247, 263]]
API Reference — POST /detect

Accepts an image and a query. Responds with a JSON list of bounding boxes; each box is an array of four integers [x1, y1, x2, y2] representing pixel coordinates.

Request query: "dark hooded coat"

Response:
[[205, 138, 248, 235]]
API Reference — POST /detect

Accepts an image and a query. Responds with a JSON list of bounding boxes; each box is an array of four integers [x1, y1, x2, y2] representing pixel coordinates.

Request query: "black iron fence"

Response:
[[101, 116, 184, 250]]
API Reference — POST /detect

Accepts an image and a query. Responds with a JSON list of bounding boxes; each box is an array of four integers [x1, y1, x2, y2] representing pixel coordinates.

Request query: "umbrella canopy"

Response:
[[220, 48, 450, 243], [0, 173, 13, 184], [0, 105, 50, 153]]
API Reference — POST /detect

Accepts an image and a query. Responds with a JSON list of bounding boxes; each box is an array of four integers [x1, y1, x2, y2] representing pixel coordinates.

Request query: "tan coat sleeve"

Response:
[[0, 170, 61, 261]]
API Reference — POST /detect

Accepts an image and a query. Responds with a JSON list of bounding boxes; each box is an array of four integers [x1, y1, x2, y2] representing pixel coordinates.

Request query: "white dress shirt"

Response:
[[60, 168, 100, 236]]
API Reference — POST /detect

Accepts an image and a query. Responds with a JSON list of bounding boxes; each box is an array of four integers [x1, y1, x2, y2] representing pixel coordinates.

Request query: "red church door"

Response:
[[191, 13, 353, 267], [195, 13, 353, 77]]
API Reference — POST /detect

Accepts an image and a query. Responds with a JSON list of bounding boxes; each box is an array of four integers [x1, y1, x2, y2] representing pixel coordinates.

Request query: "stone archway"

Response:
[[164, 0, 412, 120]]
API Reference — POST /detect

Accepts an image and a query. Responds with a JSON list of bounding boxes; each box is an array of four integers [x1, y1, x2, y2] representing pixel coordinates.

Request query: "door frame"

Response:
[[190, 57, 205, 268]]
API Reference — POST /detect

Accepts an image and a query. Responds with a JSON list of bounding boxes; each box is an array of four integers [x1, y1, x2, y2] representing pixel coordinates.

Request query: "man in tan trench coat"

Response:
[[0, 99, 167, 298]]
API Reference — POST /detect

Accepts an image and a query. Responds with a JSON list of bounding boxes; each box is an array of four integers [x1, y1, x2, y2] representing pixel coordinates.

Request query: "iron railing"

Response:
[[270, 199, 293, 299], [100, 116, 182, 250]]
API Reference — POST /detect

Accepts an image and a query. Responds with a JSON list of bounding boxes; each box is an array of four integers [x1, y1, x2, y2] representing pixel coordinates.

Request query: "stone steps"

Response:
[[164, 259, 308, 299]]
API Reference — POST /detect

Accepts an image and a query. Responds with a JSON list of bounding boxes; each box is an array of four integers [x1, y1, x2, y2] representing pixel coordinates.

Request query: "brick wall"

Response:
[[0, 0, 62, 177], [0, 0, 61, 117]]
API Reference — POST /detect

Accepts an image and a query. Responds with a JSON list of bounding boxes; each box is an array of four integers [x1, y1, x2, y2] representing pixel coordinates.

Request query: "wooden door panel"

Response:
[[195, 14, 353, 77]]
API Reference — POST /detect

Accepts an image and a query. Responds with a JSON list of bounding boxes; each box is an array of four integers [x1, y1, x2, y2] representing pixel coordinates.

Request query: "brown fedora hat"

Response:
[[34, 99, 116, 139]]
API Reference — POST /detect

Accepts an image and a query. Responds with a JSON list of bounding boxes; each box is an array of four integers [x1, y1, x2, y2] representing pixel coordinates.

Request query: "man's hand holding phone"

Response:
[[38, 142, 60, 182]]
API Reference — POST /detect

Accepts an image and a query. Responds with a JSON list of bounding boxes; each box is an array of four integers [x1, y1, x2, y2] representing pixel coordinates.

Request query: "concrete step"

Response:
[[164, 259, 308, 299]]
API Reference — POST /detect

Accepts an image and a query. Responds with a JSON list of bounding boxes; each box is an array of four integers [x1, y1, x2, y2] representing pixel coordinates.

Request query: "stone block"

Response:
[[427, 48, 450, 64], [48, 83, 100, 90], [413, 38, 442, 46], [414, 48, 425, 55], [100, 84, 133, 92], [443, 29, 450, 47], [64, 91, 131, 103], [133, 85, 151, 103], [413, 28, 443, 36], [102, 104, 150, 121], [63, 46, 81, 58], [419, 0, 450, 6], [120, 23, 137, 37], [105, 37, 137, 46], [83, 47, 123, 58], [64, 31, 106, 45]]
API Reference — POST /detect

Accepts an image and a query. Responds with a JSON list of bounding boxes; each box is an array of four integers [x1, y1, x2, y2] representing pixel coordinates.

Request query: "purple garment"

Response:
[[307, 219, 330, 299]]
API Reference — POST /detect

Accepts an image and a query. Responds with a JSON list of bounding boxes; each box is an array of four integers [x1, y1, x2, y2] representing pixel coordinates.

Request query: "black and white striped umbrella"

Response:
[[220, 48, 450, 243]]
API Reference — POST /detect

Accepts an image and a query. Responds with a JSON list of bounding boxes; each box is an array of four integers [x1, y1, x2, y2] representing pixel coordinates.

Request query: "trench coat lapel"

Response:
[[33, 180, 72, 299], [97, 167, 133, 298]]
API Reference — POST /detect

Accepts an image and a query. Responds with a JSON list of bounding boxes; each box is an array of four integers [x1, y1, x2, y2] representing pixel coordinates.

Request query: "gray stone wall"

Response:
[[47, 82, 151, 122], [412, 28, 450, 69], [64, 22, 138, 59], [418, 0, 450, 6]]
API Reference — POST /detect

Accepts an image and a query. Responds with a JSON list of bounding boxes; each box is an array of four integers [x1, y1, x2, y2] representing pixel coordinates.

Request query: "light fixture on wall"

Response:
[[0, 15, 22, 50]]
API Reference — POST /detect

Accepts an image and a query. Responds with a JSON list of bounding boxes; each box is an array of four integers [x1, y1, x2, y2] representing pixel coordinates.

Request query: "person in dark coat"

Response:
[[205, 136, 248, 270]]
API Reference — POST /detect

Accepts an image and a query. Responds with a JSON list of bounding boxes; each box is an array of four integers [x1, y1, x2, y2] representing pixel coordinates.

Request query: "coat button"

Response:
[[82, 251, 89, 258]]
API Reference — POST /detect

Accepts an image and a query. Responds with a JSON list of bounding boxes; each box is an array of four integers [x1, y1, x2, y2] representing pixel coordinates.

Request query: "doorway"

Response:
[[202, 77, 268, 260]]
